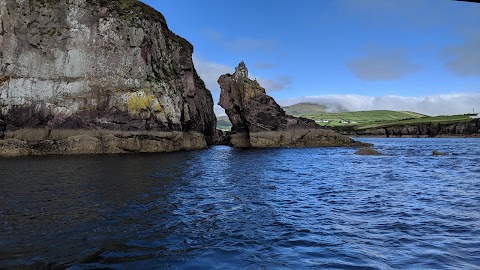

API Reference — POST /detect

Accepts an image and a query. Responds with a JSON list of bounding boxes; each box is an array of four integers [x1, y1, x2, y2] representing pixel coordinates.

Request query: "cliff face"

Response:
[[218, 62, 367, 148], [0, 0, 216, 154], [219, 62, 318, 134], [351, 120, 480, 137]]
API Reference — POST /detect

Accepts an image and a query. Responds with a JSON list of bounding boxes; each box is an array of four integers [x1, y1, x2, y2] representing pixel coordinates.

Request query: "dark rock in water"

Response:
[[432, 150, 448, 156], [355, 147, 382, 156], [0, 0, 216, 155], [218, 62, 368, 148], [338, 119, 480, 138]]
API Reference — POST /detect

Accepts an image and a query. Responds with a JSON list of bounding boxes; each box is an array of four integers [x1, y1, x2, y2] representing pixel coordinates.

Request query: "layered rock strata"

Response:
[[0, 129, 206, 156], [0, 0, 216, 155], [218, 62, 367, 148], [339, 120, 480, 138]]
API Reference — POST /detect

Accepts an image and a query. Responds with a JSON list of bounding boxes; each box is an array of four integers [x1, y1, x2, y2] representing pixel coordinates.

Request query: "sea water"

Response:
[[1, 138, 479, 269]]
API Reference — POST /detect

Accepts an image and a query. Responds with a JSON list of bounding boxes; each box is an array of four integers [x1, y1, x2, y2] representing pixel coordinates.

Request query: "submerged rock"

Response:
[[432, 150, 448, 156], [355, 147, 382, 156], [0, 0, 216, 155], [218, 62, 368, 148]]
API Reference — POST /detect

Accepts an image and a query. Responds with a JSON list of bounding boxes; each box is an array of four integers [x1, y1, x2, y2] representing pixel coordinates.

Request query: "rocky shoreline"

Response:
[[0, 129, 208, 156], [334, 119, 480, 138]]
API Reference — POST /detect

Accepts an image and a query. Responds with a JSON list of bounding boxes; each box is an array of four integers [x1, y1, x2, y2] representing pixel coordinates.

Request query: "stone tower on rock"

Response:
[[218, 62, 368, 148]]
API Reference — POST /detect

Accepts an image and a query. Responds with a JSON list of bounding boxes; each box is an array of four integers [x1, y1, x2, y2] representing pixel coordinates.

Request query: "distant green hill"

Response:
[[282, 102, 350, 115], [283, 103, 328, 115], [216, 102, 470, 130], [217, 116, 232, 131], [284, 108, 429, 127], [356, 114, 471, 130]]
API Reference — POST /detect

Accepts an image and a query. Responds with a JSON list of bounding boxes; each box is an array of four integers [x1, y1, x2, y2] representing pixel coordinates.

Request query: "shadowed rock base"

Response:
[[237, 130, 368, 148], [0, 129, 207, 156]]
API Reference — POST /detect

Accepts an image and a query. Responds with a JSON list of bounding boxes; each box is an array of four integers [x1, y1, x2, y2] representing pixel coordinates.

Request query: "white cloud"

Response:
[[193, 56, 232, 92], [193, 56, 291, 92], [442, 33, 480, 77], [255, 75, 291, 92], [347, 49, 421, 81], [214, 105, 226, 117], [279, 93, 480, 116]]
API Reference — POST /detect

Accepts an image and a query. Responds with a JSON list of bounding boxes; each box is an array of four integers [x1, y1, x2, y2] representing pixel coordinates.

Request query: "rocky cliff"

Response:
[[0, 0, 216, 155], [218, 62, 367, 148], [338, 119, 480, 137]]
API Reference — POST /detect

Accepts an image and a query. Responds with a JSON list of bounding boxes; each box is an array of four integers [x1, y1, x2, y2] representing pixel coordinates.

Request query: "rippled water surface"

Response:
[[1, 138, 480, 269]]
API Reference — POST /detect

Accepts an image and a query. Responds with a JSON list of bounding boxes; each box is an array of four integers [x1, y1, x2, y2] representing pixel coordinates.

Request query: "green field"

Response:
[[356, 114, 472, 129], [293, 110, 428, 127], [283, 103, 328, 115], [216, 106, 473, 131]]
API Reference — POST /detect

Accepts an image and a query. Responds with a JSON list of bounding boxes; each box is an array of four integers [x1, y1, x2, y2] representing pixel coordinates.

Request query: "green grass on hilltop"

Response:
[[217, 116, 232, 131], [283, 103, 327, 115], [293, 110, 428, 127], [216, 108, 472, 131], [357, 114, 471, 130]]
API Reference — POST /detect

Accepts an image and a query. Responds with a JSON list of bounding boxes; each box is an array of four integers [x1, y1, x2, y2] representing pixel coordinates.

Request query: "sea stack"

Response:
[[218, 61, 367, 148], [0, 0, 216, 155]]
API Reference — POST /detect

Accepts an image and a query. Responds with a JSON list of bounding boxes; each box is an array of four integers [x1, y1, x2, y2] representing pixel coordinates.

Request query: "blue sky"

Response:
[[144, 0, 480, 116]]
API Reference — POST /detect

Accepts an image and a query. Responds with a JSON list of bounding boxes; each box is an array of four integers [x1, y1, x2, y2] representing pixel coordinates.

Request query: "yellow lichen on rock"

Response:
[[126, 91, 162, 114]]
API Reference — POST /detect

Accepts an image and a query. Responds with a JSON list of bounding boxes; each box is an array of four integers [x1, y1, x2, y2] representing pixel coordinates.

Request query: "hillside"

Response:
[[287, 110, 428, 127], [356, 114, 471, 129], [283, 102, 349, 115], [283, 103, 327, 115], [217, 116, 232, 131], [216, 103, 477, 137], [216, 108, 431, 130]]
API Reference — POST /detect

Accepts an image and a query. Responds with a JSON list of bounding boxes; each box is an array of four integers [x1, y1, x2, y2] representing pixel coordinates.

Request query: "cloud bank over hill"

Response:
[[280, 93, 480, 116], [193, 56, 479, 117]]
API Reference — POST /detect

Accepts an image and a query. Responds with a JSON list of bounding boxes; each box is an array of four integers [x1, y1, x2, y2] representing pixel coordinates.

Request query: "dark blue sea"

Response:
[[1, 138, 479, 269]]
